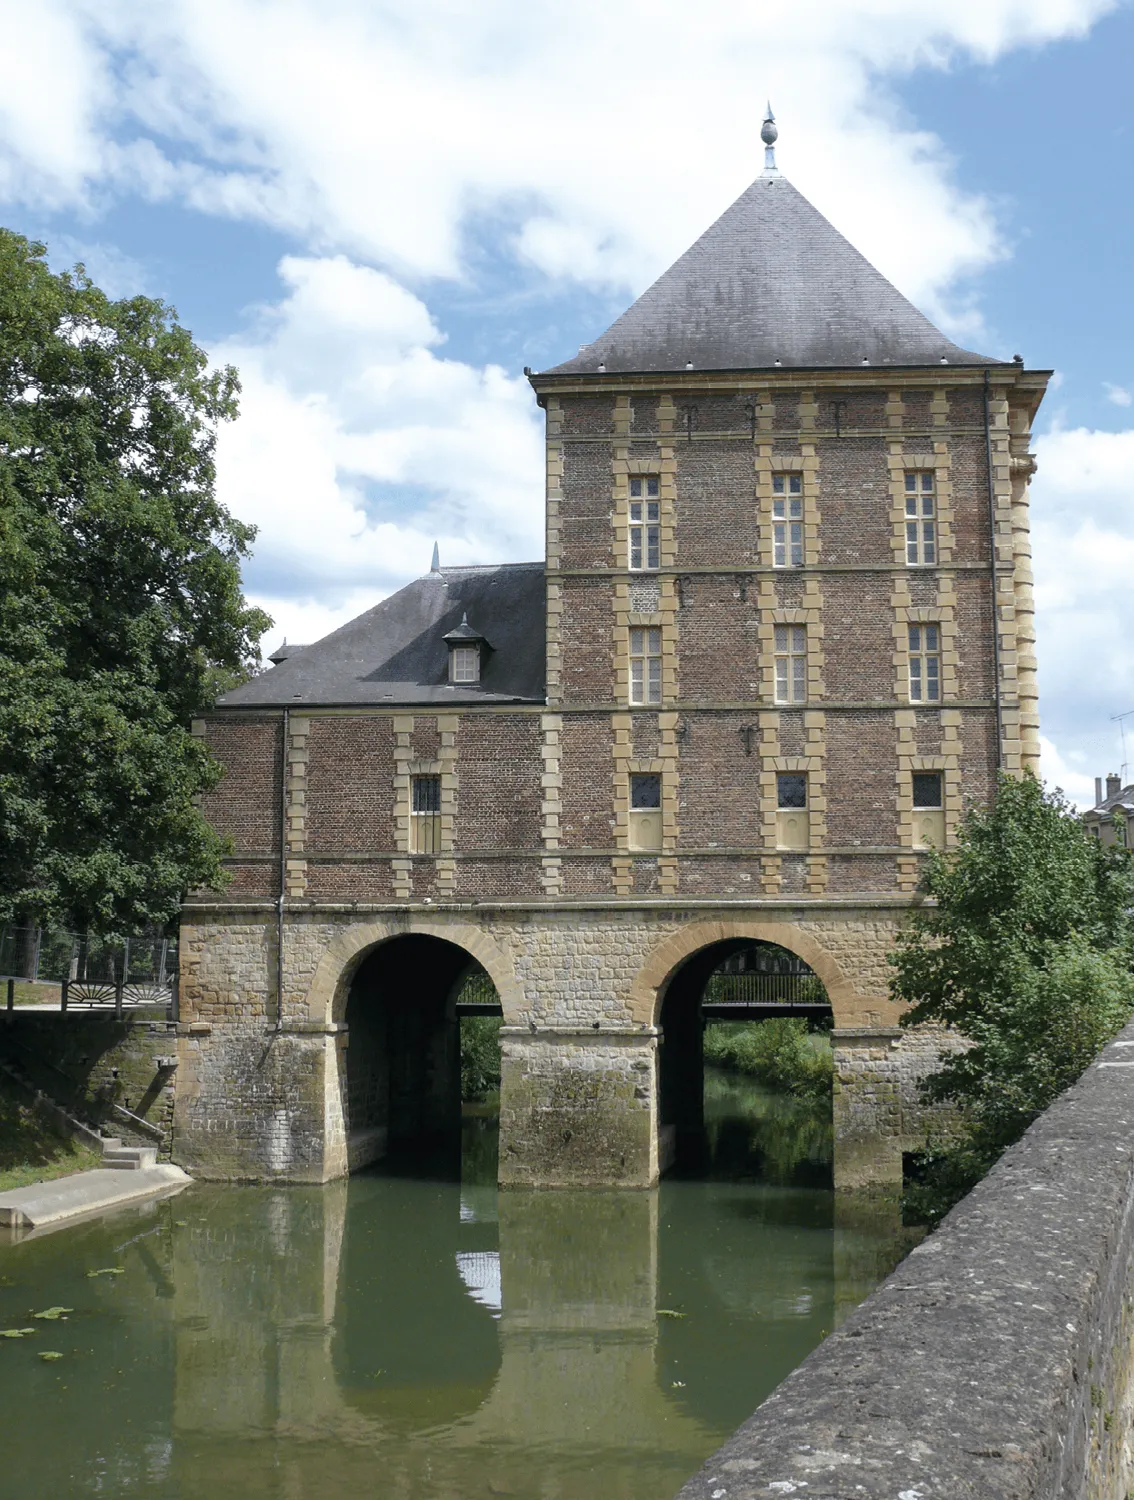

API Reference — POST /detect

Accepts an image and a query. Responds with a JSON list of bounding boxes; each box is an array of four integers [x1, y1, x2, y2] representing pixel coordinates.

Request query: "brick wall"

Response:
[[194, 369, 1041, 908]]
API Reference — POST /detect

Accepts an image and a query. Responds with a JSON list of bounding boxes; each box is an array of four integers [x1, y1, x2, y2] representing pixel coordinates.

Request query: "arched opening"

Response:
[[344, 935, 503, 1176], [658, 939, 834, 1183]]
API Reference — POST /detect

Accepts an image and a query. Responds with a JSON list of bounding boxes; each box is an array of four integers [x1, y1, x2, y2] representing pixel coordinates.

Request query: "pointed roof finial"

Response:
[[761, 102, 778, 173], [430, 541, 440, 573]]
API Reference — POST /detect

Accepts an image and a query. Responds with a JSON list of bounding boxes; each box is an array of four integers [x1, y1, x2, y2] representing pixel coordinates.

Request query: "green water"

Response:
[[0, 1075, 914, 1499]]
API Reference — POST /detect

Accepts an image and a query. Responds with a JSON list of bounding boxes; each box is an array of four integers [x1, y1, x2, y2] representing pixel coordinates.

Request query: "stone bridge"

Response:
[[175, 897, 946, 1187]]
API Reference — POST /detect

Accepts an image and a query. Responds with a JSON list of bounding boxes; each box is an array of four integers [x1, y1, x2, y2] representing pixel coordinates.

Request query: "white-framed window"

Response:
[[629, 626, 662, 705], [410, 774, 442, 854], [772, 474, 803, 568], [907, 624, 941, 703], [629, 476, 660, 571], [628, 772, 662, 851], [776, 772, 808, 851], [449, 645, 480, 684], [774, 624, 807, 704], [905, 471, 936, 566]]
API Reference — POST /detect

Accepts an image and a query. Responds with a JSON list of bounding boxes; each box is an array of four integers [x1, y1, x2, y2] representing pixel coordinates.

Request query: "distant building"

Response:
[[1085, 774, 1133, 847], [176, 114, 1051, 1189]]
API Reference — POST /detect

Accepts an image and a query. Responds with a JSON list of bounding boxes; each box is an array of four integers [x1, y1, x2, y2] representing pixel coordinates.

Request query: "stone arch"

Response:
[[629, 917, 856, 1026], [302, 916, 523, 1027]]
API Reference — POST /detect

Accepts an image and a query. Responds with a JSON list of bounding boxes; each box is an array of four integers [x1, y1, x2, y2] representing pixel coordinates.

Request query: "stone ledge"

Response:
[[676, 1019, 1134, 1500]]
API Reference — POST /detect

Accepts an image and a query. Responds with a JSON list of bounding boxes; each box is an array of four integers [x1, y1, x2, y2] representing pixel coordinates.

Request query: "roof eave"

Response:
[[529, 362, 1050, 395]]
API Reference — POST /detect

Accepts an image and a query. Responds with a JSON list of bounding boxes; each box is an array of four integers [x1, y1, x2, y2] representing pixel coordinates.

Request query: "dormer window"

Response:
[[443, 613, 488, 685], [450, 646, 480, 684]]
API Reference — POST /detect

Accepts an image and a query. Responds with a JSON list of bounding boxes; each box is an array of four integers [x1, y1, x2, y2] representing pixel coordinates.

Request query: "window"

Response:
[[449, 645, 480, 684], [629, 627, 662, 705], [776, 772, 808, 851], [410, 774, 441, 854], [629, 772, 662, 851], [629, 476, 660, 571], [912, 772, 942, 809], [912, 771, 944, 850], [907, 624, 941, 703], [772, 474, 803, 568], [774, 625, 807, 704], [905, 472, 936, 566]]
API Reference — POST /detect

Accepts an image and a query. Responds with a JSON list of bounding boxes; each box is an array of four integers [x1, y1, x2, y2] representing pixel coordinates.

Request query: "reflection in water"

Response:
[[0, 1087, 915, 1499]]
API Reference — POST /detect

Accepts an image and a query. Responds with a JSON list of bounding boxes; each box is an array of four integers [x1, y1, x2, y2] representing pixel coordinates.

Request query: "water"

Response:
[[0, 1075, 914, 1499]]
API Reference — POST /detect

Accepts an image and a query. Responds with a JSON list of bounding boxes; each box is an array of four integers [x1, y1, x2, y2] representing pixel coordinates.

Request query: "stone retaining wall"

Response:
[[0, 1011, 179, 1152], [676, 1019, 1134, 1500]]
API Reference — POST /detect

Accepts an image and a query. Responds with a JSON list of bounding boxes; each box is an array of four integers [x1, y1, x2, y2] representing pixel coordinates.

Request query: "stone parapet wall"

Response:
[[676, 1020, 1134, 1500]]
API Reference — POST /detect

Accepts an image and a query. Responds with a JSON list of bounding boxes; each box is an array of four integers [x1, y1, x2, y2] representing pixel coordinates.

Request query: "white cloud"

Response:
[[212, 253, 544, 643], [1104, 383, 1132, 407], [1030, 425, 1134, 788], [1039, 735, 1099, 809], [0, 0, 1119, 328]]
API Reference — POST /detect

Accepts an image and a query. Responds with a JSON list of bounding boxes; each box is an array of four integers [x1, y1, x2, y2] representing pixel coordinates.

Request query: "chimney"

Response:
[[1096, 777, 1104, 807], [1107, 773, 1122, 800]]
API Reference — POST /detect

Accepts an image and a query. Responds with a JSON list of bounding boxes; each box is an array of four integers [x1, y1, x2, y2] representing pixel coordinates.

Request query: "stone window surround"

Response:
[[888, 445, 954, 569], [893, 602, 958, 704]]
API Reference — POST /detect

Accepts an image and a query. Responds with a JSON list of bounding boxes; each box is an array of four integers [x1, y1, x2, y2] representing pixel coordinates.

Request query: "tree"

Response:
[[0, 230, 269, 936], [892, 773, 1134, 1221]]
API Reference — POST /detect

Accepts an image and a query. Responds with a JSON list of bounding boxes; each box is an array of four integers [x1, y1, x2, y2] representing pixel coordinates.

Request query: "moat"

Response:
[[0, 1076, 915, 1499]]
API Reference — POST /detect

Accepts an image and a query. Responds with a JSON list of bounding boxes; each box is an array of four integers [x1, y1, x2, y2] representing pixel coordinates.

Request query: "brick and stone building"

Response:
[[176, 118, 1050, 1188]]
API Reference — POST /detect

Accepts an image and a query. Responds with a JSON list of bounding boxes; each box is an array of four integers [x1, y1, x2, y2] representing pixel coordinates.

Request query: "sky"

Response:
[[1, 0, 1132, 806]]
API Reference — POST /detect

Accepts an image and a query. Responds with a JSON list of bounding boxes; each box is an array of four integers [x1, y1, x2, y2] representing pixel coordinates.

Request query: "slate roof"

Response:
[[544, 171, 1002, 376], [219, 563, 545, 709], [1086, 783, 1134, 816]]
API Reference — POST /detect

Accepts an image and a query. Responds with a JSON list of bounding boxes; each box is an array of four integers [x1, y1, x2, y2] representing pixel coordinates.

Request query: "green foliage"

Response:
[[0, 230, 270, 935], [460, 1015, 502, 1101], [894, 773, 1134, 1223], [703, 1017, 833, 1100], [0, 1072, 101, 1192]]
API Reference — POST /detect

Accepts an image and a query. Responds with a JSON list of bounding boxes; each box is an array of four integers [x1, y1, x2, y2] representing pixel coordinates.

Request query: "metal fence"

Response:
[[0, 925, 177, 1013], [704, 944, 829, 1009]]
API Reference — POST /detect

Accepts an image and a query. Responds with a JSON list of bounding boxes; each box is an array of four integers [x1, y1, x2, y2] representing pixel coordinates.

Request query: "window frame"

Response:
[[628, 771, 663, 852], [449, 644, 481, 685], [410, 774, 442, 854], [628, 476, 661, 572], [912, 771, 943, 810], [907, 623, 941, 704], [904, 471, 937, 567], [774, 623, 807, 705], [772, 473, 804, 569], [628, 625, 663, 706]]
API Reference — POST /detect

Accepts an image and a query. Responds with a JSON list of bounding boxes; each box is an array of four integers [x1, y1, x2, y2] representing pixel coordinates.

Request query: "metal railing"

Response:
[[0, 925, 177, 1015]]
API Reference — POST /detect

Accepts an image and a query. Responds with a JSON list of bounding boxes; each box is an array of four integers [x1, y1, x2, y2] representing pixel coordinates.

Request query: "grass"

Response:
[[1, 979, 62, 1007], [0, 1073, 101, 1193]]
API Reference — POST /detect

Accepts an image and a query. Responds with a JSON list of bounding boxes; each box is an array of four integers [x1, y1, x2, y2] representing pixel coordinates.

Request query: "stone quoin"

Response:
[[177, 113, 1049, 1186]]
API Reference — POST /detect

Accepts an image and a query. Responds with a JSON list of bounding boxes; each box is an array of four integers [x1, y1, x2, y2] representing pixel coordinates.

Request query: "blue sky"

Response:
[[2, 0, 1132, 804]]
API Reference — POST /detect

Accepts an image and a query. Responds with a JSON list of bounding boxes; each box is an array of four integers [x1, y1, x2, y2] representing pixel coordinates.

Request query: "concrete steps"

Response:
[[102, 1145, 158, 1171]]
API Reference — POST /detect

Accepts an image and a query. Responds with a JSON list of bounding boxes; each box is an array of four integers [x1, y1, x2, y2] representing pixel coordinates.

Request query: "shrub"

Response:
[[703, 1017, 833, 1099], [460, 1015, 502, 1101]]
